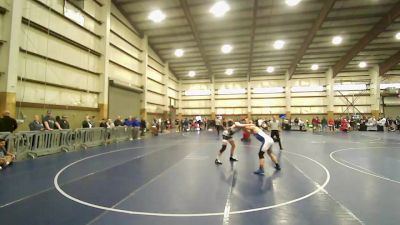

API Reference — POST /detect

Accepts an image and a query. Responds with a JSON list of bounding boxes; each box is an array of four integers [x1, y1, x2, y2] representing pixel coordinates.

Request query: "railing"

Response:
[[2, 127, 135, 160]]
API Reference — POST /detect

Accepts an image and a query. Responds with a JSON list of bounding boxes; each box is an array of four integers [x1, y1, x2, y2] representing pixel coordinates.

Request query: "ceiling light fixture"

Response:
[[266, 66, 275, 73], [188, 71, 196, 77], [332, 36, 343, 45], [175, 49, 184, 57], [210, 1, 230, 17], [148, 10, 166, 23], [221, 44, 233, 54], [273, 40, 285, 50], [225, 68, 234, 75], [311, 64, 319, 71], [396, 32, 400, 40], [285, 0, 302, 7], [358, 61, 367, 68]]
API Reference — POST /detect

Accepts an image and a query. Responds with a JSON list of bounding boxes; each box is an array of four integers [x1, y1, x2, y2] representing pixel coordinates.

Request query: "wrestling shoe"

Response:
[[215, 159, 223, 165], [275, 164, 281, 171], [229, 157, 238, 162], [253, 168, 265, 175]]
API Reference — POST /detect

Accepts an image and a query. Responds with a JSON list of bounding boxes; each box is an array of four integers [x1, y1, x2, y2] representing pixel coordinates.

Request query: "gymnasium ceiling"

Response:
[[112, 0, 400, 80]]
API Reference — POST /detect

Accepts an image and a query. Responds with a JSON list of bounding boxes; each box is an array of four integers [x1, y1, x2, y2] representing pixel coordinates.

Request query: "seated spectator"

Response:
[[0, 110, 18, 132], [60, 115, 70, 129], [29, 115, 44, 131], [0, 138, 15, 170]]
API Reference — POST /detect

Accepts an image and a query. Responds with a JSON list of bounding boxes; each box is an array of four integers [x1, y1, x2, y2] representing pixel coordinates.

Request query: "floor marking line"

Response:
[[330, 147, 400, 185], [54, 150, 330, 217], [86, 148, 195, 225], [283, 155, 364, 225], [0, 143, 180, 208], [222, 163, 237, 225]]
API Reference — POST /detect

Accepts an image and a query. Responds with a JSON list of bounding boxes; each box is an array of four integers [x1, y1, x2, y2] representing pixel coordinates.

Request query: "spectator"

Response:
[[0, 138, 15, 170], [106, 119, 115, 128], [29, 115, 44, 131], [321, 117, 327, 132], [43, 110, 61, 130], [140, 118, 146, 136], [328, 117, 335, 132], [124, 116, 134, 127], [99, 118, 108, 128], [59, 115, 70, 129], [82, 115, 93, 128], [114, 116, 124, 126], [0, 110, 18, 132], [55, 116, 62, 130]]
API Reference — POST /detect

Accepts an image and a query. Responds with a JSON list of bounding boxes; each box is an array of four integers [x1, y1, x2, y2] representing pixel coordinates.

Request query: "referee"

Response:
[[269, 116, 283, 150]]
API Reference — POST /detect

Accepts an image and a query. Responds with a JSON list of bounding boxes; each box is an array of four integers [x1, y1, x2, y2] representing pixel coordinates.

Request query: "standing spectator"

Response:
[[59, 115, 70, 129], [114, 116, 124, 126], [328, 117, 335, 132], [321, 117, 327, 132], [269, 116, 283, 150], [140, 118, 146, 136], [82, 115, 93, 128], [43, 110, 61, 130], [215, 117, 222, 135], [29, 115, 44, 131], [0, 110, 18, 132], [54, 116, 62, 130], [124, 116, 133, 127], [106, 119, 115, 128], [99, 118, 108, 128], [0, 138, 15, 170]]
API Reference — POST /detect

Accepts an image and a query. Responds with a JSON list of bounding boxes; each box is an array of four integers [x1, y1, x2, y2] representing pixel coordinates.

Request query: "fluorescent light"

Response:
[[396, 32, 400, 40], [221, 44, 233, 54], [334, 84, 367, 91], [358, 61, 367, 68], [225, 68, 234, 75], [148, 10, 166, 23], [210, 1, 230, 17], [174, 49, 184, 57], [185, 89, 211, 96], [311, 64, 319, 71], [291, 86, 324, 93], [273, 40, 285, 50], [285, 0, 302, 6], [253, 87, 285, 94], [332, 36, 343, 45], [188, 71, 196, 77], [266, 66, 275, 73], [380, 83, 400, 89], [218, 88, 246, 95]]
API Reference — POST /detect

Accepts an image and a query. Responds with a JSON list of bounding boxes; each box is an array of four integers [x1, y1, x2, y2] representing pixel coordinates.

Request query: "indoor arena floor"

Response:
[[0, 130, 399, 225]]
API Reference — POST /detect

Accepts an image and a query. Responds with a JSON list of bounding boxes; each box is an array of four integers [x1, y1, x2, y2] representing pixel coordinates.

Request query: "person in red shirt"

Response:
[[340, 117, 349, 132], [328, 117, 335, 132]]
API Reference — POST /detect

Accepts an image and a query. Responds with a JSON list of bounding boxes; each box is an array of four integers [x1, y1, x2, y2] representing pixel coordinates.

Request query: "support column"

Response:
[[0, 0, 23, 117], [140, 35, 149, 121], [369, 66, 381, 117], [247, 74, 252, 119], [163, 63, 169, 120], [210, 74, 216, 119], [98, 0, 111, 120], [178, 80, 183, 120], [326, 68, 335, 119], [285, 72, 291, 118]]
